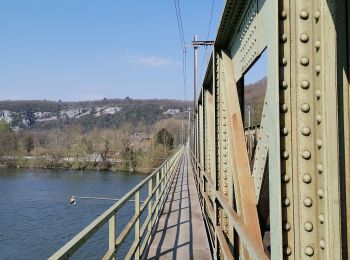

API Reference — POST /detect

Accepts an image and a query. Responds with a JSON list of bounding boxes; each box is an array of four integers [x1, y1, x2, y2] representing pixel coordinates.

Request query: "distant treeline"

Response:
[[0, 118, 187, 173]]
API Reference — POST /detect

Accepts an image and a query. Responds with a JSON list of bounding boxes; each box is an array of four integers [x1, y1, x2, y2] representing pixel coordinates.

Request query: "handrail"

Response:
[[190, 150, 269, 260], [49, 147, 184, 260]]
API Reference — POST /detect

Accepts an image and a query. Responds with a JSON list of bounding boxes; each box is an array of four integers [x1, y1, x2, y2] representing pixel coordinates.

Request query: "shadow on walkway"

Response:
[[143, 151, 211, 260]]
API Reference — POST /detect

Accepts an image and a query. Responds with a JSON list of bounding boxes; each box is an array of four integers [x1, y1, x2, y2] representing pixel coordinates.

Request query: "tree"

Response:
[[155, 128, 174, 148], [155, 128, 174, 157], [0, 122, 14, 161], [24, 135, 34, 155], [121, 138, 138, 171]]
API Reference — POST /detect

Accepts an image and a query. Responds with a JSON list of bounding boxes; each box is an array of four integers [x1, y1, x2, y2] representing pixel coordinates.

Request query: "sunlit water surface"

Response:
[[0, 168, 146, 259]]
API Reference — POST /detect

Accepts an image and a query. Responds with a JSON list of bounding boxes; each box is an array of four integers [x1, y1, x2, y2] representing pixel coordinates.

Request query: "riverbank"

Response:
[[0, 158, 156, 174]]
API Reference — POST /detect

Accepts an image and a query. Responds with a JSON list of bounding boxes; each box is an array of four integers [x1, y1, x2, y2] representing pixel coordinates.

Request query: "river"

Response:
[[0, 168, 146, 259]]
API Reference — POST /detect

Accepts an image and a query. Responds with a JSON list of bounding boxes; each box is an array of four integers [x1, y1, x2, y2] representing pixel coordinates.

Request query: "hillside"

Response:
[[0, 98, 191, 130], [244, 77, 267, 127]]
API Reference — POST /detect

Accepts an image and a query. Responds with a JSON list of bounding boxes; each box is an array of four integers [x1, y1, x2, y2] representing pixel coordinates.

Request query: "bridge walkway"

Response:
[[144, 150, 211, 260]]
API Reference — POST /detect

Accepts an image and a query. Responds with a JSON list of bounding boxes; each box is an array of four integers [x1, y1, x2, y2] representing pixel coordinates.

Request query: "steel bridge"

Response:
[[50, 0, 349, 259]]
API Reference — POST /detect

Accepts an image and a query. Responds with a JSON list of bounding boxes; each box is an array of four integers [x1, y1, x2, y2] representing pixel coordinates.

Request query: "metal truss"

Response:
[[192, 0, 350, 259]]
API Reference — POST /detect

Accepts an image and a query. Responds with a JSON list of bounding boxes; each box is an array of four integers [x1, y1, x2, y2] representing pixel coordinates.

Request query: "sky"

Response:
[[0, 1, 266, 102]]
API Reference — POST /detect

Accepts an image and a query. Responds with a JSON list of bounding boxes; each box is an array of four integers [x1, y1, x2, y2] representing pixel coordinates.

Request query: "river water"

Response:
[[0, 168, 146, 259]]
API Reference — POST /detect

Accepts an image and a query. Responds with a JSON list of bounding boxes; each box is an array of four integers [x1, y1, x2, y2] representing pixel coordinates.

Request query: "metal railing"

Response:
[[49, 147, 184, 260], [190, 150, 269, 260]]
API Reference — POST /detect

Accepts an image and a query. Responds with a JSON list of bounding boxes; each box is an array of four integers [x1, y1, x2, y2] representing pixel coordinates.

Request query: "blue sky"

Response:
[[0, 1, 224, 101]]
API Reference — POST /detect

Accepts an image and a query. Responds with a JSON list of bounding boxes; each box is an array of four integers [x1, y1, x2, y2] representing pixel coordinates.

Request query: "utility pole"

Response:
[[193, 35, 198, 112], [192, 36, 215, 154]]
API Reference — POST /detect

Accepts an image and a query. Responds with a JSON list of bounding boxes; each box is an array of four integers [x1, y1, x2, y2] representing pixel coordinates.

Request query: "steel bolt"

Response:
[[316, 114, 322, 123], [315, 65, 322, 74], [301, 57, 310, 66], [318, 189, 324, 199], [303, 197, 313, 207], [300, 33, 309, 43], [301, 80, 310, 89], [282, 150, 289, 159], [319, 214, 325, 223], [316, 90, 322, 99], [300, 10, 309, 20], [280, 80, 288, 89], [302, 150, 311, 160], [301, 127, 311, 136], [281, 104, 288, 113], [301, 103, 311, 113], [281, 127, 289, 136], [317, 163, 323, 173], [283, 197, 291, 207], [305, 246, 314, 256], [302, 174, 312, 183], [320, 240, 325, 249], [315, 40, 321, 49], [284, 222, 291, 231], [304, 222, 313, 231], [284, 246, 292, 256]]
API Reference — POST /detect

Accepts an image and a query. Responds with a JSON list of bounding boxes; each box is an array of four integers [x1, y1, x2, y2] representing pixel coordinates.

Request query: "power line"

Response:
[[173, 0, 185, 51], [199, 0, 215, 83], [172, 0, 188, 144]]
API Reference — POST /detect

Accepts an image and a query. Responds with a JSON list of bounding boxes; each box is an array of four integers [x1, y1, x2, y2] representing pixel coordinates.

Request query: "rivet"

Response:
[[282, 150, 289, 159], [302, 150, 311, 160], [281, 127, 289, 136], [304, 197, 312, 207], [319, 214, 325, 223], [284, 246, 292, 256], [303, 174, 312, 183], [315, 11, 321, 20], [280, 10, 288, 20], [316, 139, 323, 148], [281, 104, 288, 113], [316, 90, 322, 99], [315, 40, 321, 49], [316, 114, 322, 123], [301, 127, 311, 136], [280, 80, 288, 89], [301, 80, 310, 89], [282, 174, 290, 183], [317, 163, 324, 173], [320, 240, 325, 249], [281, 57, 288, 66], [315, 65, 322, 74], [318, 189, 324, 199], [284, 222, 291, 231], [304, 222, 313, 231], [280, 34, 288, 43], [283, 197, 290, 206], [300, 57, 309, 66], [301, 103, 310, 113], [300, 33, 309, 43], [305, 246, 314, 256], [300, 10, 309, 20]]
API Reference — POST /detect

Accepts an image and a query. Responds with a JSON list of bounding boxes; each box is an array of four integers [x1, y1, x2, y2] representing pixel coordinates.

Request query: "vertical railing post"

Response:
[[135, 191, 140, 259], [160, 168, 164, 196], [109, 214, 116, 260], [155, 170, 160, 218], [148, 179, 153, 234]]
